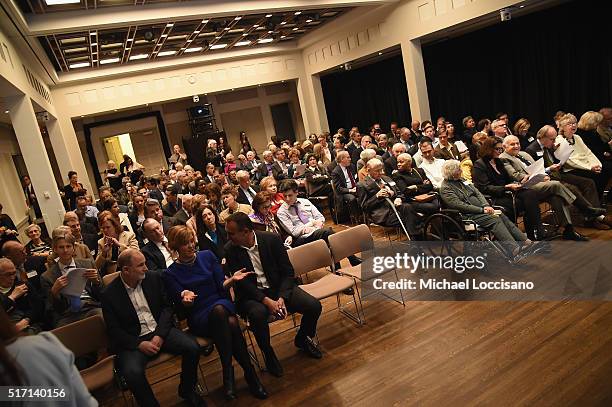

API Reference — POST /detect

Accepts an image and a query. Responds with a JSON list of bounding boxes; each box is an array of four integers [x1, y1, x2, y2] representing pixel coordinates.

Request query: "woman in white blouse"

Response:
[[556, 113, 608, 200]]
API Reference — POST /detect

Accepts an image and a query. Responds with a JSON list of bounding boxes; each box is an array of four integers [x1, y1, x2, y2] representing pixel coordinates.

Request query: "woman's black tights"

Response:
[[207, 305, 254, 375]]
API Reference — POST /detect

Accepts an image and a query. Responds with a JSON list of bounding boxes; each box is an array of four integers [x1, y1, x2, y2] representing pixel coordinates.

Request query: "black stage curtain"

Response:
[[423, 0, 611, 130], [321, 54, 411, 134]]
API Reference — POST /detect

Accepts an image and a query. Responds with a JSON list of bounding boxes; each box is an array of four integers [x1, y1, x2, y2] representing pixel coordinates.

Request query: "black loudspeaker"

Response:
[[188, 105, 213, 119], [182, 130, 227, 172]]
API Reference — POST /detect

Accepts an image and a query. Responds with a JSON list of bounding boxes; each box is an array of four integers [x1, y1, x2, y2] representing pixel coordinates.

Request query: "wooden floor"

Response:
[[98, 223, 612, 407]]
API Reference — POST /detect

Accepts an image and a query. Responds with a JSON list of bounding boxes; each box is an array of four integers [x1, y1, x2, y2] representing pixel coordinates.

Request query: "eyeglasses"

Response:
[[495, 147, 504, 153]]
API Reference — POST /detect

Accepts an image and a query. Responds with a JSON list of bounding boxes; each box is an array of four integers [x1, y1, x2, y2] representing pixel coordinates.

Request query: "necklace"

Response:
[[176, 255, 196, 265]]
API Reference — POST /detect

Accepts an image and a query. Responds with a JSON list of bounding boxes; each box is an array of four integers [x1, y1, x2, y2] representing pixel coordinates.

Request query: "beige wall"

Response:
[[0, 124, 29, 235]]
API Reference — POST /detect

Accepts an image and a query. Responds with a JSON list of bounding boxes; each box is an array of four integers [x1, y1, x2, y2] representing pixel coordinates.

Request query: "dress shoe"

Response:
[[295, 336, 323, 359], [244, 370, 268, 399], [263, 349, 284, 377], [222, 366, 237, 400], [583, 206, 607, 218], [585, 219, 611, 230], [562, 228, 589, 241], [179, 390, 207, 407], [601, 214, 612, 227], [348, 255, 362, 266]]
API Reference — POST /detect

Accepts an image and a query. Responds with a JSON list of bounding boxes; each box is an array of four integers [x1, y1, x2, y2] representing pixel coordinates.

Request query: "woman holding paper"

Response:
[[557, 113, 609, 201], [95, 211, 138, 276]]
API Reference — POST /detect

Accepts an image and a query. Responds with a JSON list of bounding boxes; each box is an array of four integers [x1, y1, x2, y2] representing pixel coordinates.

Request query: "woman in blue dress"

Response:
[[163, 225, 267, 401]]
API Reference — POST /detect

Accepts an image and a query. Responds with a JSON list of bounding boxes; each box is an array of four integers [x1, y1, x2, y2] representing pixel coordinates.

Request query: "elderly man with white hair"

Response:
[[235, 170, 259, 206], [384, 143, 407, 176], [439, 160, 531, 259], [255, 150, 285, 182], [357, 158, 422, 239]]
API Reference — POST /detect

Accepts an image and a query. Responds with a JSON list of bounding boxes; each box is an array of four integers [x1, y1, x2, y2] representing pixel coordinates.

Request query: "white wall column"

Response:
[[296, 74, 329, 136], [257, 87, 276, 143], [7, 94, 65, 231], [47, 114, 93, 194], [401, 38, 431, 122]]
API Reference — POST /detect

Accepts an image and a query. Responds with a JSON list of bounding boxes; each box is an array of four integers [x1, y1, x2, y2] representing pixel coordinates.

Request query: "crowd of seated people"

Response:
[[0, 108, 611, 405]]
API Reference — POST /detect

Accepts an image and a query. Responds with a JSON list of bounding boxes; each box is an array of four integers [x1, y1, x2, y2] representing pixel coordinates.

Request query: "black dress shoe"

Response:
[[222, 366, 237, 400], [296, 336, 323, 359], [179, 389, 207, 407], [244, 370, 268, 399], [562, 230, 589, 241], [263, 349, 284, 377]]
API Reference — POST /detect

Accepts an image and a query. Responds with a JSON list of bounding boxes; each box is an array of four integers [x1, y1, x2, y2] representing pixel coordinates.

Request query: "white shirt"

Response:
[[340, 165, 352, 188], [240, 185, 256, 205], [121, 274, 158, 336], [241, 233, 269, 289], [154, 238, 174, 268], [420, 158, 445, 189]]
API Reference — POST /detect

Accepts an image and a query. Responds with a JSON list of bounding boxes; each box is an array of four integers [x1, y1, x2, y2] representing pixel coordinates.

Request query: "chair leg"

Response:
[[394, 269, 406, 307], [197, 365, 209, 395]]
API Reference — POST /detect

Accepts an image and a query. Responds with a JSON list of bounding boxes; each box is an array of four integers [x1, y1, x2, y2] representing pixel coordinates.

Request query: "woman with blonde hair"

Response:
[[557, 113, 610, 200], [312, 143, 331, 167], [95, 210, 138, 275], [259, 176, 285, 215], [513, 118, 535, 151]]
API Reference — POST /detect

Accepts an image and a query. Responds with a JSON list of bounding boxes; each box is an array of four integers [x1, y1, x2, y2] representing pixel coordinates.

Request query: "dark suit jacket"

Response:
[[141, 241, 168, 272], [41, 258, 102, 326], [224, 231, 296, 304], [162, 200, 181, 217], [236, 185, 259, 206], [255, 161, 285, 182], [331, 164, 357, 195], [434, 143, 461, 160], [392, 167, 434, 198], [172, 208, 190, 226], [197, 223, 227, 261], [357, 176, 403, 225], [472, 158, 514, 198], [304, 166, 331, 196], [148, 189, 164, 203], [102, 271, 174, 353], [384, 156, 398, 177], [21, 255, 47, 292]]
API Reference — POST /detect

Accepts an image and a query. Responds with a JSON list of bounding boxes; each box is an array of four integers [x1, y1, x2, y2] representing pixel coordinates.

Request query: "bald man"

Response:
[[102, 249, 204, 407], [1, 240, 47, 292]]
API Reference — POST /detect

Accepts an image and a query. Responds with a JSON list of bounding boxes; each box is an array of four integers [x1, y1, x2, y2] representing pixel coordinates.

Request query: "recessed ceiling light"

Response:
[[253, 24, 259, 28], [129, 54, 149, 60], [258, 38, 274, 44], [44, 0, 80, 5], [184, 47, 203, 53], [266, 14, 272, 17], [242, 33, 248, 36], [69, 61, 90, 69], [126, 38, 133, 42], [280, 21, 286, 25], [157, 50, 177, 56], [186, 39, 193, 42], [202, 19, 209, 24], [92, 59, 98, 62], [210, 43, 228, 49], [166, 23, 174, 27], [100, 58, 120, 64], [90, 42, 97, 46], [161, 34, 168, 38], [4, 110, 9, 114], [378, 52, 382, 55], [215, 36, 221, 39], [280, 35, 286, 39], [292, 27, 298, 31], [519, 5, 525, 7], [306, 19, 313, 23], [224, 27, 230, 31], [89, 32, 96, 36], [268, 30, 273, 34], [294, 11, 301, 15], [235, 16, 242, 21], [235, 40, 251, 47], [194, 30, 200, 34]]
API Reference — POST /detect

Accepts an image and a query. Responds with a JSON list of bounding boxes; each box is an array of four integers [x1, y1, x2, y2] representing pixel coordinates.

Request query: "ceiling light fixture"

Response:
[[184, 47, 203, 53], [224, 27, 230, 30], [194, 30, 200, 34], [266, 14, 272, 17], [89, 32, 96, 36], [44, 0, 80, 5], [90, 42, 97, 46], [258, 38, 274, 44], [294, 11, 301, 15], [235, 16, 242, 21], [242, 33, 248, 36], [280, 21, 286, 25], [202, 19, 209, 24], [157, 50, 177, 56], [306, 19, 313, 23], [268, 30, 273, 34], [100, 58, 120, 64], [253, 24, 259, 28], [4, 110, 9, 114], [69, 62, 90, 68], [280, 35, 286, 39], [129, 54, 149, 60], [235, 40, 251, 46], [210, 43, 228, 49], [126, 38, 133, 42], [166, 23, 174, 27], [292, 27, 298, 31]]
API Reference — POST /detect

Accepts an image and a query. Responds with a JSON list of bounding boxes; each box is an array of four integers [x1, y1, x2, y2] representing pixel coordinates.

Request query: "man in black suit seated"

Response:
[[243, 151, 260, 178], [224, 213, 324, 378], [144, 199, 174, 236], [203, 163, 216, 185], [392, 153, 439, 216], [141, 219, 174, 273], [255, 151, 285, 183], [236, 170, 259, 206], [1, 240, 47, 292], [102, 249, 204, 407], [330, 151, 358, 222], [357, 158, 422, 239], [384, 143, 407, 176], [162, 186, 181, 217], [172, 194, 193, 226], [145, 177, 165, 203]]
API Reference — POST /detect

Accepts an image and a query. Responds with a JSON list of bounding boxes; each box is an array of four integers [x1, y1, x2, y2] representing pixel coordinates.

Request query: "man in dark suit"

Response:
[[236, 170, 259, 206], [144, 200, 175, 236], [255, 151, 285, 183], [243, 151, 260, 177], [331, 151, 358, 222], [203, 163, 216, 184], [172, 195, 192, 226], [102, 249, 204, 407], [392, 153, 439, 216], [357, 158, 421, 239], [384, 143, 407, 176], [224, 213, 324, 378], [162, 186, 181, 217], [1, 240, 47, 292], [141, 219, 174, 273], [146, 178, 165, 203]]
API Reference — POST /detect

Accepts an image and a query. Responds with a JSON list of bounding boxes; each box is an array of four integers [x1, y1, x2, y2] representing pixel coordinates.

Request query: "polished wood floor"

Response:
[[98, 223, 612, 407]]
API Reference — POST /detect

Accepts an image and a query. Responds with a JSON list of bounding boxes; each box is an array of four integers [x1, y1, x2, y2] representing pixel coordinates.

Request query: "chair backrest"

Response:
[[328, 224, 373, 262], [102, 271, 120, 286], [287, 239, 333, 278], [51, 315, 108, 357]]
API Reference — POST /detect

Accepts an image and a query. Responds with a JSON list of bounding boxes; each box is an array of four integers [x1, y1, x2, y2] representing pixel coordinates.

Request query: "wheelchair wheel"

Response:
[[423, 213, 467, 257]]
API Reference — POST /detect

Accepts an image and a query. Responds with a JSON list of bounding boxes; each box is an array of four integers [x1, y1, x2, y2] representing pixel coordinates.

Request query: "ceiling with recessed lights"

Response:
[[16, 1, 352, 73]]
